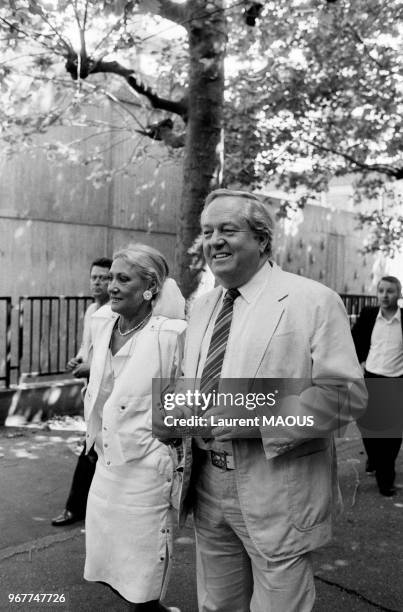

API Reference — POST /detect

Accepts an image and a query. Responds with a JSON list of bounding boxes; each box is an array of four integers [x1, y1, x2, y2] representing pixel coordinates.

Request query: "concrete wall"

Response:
[[273, 202, 387, 294], [0, 103, 182, 302]]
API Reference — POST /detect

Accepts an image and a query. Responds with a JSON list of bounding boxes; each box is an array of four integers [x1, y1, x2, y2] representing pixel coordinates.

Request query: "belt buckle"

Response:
[[210, 450, 234, 470]]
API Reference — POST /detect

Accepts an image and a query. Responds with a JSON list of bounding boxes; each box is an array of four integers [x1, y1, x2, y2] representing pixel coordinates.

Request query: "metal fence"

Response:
[[339, 294, 378, 315], [0, 296, 92, 388], [0, 298, 12, 388]]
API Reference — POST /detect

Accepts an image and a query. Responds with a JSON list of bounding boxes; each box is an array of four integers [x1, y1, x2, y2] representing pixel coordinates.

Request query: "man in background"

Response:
[[352, 275, 403, 497], [52, 257, 112, 526]]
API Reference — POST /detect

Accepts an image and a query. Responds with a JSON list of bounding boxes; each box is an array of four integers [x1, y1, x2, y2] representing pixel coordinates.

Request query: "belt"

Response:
[[205, 449, 235, 470]]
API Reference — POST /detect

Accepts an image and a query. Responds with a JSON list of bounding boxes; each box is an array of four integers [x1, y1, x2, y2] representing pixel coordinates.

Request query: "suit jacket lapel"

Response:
[[237, 264, 288, 378], [186, 287, 222, 380]]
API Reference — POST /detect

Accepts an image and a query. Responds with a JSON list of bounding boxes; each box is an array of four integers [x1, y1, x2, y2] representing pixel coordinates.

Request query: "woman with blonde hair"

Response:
[[84, 244, 185, 612]]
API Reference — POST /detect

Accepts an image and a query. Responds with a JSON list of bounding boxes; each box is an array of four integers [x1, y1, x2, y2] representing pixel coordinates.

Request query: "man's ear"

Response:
[[257, 232, 269, 254]]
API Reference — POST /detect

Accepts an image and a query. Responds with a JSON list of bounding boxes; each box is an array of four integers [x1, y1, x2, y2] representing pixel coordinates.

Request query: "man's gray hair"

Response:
[[204, 188, 274, 256], [113, 243, 168, 295]]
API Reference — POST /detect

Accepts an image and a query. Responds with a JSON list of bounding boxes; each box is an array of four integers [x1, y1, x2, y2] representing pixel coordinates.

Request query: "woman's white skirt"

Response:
[[84, 456, 173, 603]]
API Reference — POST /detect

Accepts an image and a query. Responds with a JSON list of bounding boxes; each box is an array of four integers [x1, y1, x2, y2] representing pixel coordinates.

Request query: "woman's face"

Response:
[[108, 258, 151, 318]]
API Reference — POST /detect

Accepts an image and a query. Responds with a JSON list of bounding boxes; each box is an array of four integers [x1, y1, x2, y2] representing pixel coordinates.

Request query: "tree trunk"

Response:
[[174, 0, 226, 297]]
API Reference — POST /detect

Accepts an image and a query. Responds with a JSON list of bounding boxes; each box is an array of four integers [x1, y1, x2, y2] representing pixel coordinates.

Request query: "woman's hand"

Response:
[[152, 401, 194, 444]]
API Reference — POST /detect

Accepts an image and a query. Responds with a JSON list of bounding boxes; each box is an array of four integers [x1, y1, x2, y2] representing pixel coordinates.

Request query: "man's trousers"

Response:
[[193, 453, 315, 612], [65, 443, 97, 517]]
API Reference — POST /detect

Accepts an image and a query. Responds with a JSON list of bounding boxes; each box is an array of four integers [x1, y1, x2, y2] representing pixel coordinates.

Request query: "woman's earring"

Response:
[[143, 289, 153, 301]]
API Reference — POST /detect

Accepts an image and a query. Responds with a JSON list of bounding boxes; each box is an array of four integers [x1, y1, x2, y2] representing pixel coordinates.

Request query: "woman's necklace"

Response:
[[117, 311, 152, 336]]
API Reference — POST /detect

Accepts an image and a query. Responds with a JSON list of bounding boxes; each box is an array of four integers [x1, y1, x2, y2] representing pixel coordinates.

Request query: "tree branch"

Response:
[[300, 137, 403, 179], [33, 4, 72, 54], [80, 80, 147, 131], [346, 23, 396, 76], [81, 59, 188, 119], [0, 16, 69, 56], [135, 118, 185, 147]]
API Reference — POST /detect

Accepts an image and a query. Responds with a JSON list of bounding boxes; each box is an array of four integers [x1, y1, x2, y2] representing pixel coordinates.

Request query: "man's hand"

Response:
[[67, 356, 82, 371], [72, 362, 90, 379]]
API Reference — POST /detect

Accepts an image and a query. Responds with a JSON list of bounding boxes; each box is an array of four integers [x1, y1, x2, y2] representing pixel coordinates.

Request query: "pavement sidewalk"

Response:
[[0, 422, 401, 612]]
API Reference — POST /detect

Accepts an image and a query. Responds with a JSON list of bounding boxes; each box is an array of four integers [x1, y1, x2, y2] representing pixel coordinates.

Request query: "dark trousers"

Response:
[[65, 443, 97, 517], [362, 437, 402, 491], [360, 370, 402, 491]]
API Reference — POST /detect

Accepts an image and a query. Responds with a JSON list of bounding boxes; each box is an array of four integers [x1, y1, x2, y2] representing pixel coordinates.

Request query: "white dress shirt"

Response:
[[76, 302, 98, 363], [365, 308, 403, 376], [197, 260, 271, 379]]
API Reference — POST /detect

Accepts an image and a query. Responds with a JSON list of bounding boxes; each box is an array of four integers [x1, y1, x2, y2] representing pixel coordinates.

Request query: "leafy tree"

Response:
[[225, 0, 403, 256], [1, 0, 403, 293], [1, 0, 228, 296]]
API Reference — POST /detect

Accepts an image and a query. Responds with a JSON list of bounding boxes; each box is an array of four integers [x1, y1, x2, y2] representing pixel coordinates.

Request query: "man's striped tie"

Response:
[[200, 288, 240, 394]]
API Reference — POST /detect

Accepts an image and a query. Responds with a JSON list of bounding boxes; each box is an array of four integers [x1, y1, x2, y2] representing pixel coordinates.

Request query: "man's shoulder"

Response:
[[190, 287, 221, 312], [190, 267, 338, 310], [273, 267, 341, 304]]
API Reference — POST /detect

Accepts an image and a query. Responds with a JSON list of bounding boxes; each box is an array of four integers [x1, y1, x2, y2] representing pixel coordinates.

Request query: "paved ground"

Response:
[[0, 420, 401, 612]]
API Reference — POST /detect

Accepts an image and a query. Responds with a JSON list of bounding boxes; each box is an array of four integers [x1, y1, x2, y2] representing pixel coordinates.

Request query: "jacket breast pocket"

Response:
[[114, 395, 154, 461]]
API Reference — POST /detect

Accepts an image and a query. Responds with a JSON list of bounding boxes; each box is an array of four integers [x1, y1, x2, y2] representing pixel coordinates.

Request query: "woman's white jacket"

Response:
[[84, 307, 186, 467]]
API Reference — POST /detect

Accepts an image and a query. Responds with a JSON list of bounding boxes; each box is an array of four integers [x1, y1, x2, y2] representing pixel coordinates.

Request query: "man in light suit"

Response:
[[163, 189, 366, 612]]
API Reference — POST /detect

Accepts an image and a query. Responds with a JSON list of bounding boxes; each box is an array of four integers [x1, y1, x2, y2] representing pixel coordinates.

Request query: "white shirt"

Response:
[[197, 260, 271, 379], [365, 308, 403, 377], [76, 302, 98, 363]]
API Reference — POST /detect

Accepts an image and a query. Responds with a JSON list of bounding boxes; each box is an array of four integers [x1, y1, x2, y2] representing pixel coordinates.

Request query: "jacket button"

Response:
[[104, 443, 108, 448], [107, 461, 111, 465]]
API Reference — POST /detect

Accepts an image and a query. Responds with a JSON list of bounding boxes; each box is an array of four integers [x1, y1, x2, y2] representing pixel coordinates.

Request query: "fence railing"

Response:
[[1, 296, 92, 388], [0, 293, 378, 389], [339, 294, 378, 315], [0, 298, 12, 388]]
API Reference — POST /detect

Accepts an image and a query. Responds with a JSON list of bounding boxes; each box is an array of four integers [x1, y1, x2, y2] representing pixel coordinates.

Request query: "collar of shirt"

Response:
[[376, 307, 401, 323], [223, 259, 272, 305]]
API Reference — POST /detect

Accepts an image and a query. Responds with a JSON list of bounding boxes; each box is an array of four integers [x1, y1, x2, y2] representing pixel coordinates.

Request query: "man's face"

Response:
[[90, 265, 110, 301], [201, 197, 267, 288], [377, 280, 400, 310]]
